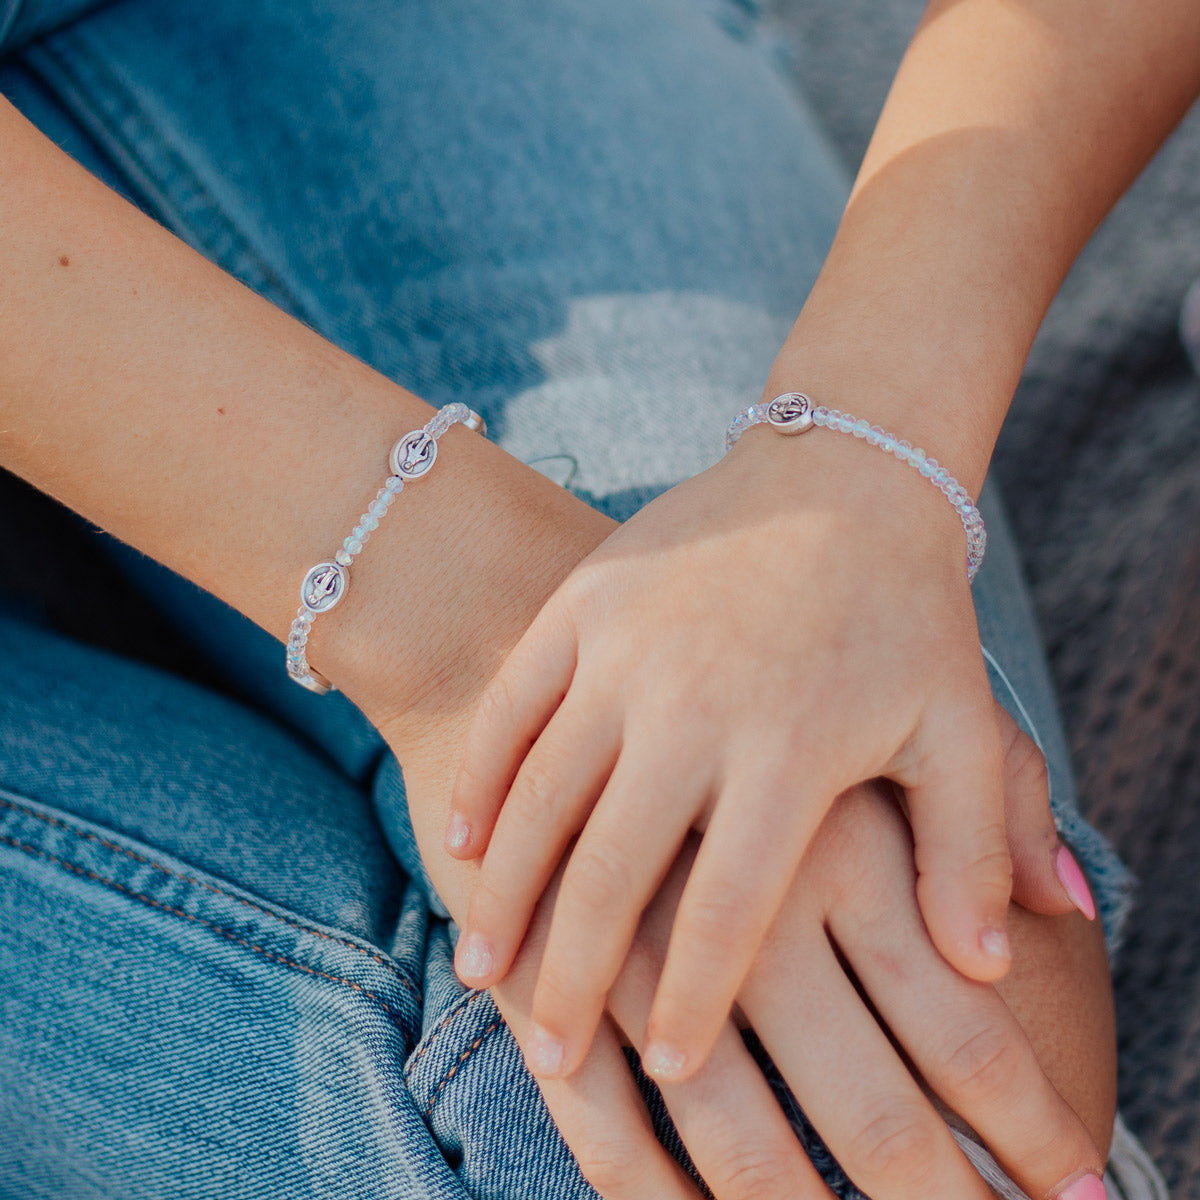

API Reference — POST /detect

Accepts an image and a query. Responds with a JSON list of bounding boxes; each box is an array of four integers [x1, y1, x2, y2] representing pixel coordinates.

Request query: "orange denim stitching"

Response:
[[0, 793, 420, 1001], [0, 832, 415, 1043], [423, 1019, 505, 1119], [406, 988, 491, 1074]]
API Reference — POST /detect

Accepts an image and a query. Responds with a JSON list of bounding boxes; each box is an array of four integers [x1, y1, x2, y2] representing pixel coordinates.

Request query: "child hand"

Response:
[[447, 427, 1028, 1082]]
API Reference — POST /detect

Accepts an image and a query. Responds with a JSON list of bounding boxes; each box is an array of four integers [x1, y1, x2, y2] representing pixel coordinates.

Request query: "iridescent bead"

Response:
[[335, 548, 353, 566], [344, 536, 363, 555], [853, 420, 869, 438]]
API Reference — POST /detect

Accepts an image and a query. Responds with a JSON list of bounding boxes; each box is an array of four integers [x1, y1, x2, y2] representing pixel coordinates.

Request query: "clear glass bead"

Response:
[[335, 549, 353, 566]]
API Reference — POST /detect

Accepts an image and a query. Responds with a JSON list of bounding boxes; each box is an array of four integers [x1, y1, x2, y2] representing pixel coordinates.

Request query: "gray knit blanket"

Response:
[[767, 1, 1200, 1191]]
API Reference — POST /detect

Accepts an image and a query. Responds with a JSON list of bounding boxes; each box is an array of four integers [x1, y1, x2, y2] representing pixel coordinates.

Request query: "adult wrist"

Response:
[[761, 335, 1007, 501], [727, 392, 987, 581]]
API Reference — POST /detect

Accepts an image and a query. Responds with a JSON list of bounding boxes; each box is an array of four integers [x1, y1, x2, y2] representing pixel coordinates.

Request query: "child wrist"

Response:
[[286, 402, 487, 694]]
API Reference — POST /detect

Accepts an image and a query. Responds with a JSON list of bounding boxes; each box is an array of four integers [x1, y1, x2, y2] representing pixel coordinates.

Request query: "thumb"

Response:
[[996, 701, 1096, 921]]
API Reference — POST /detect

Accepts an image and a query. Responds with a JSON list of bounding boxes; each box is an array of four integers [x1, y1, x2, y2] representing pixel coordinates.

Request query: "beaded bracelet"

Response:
[[286, 402, 486, 694], [726, 392, 986, 581]]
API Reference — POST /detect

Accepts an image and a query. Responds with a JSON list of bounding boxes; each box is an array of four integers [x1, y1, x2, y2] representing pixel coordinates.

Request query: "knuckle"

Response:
[[477, 675, 516, 731], [940, 1024, 1025, 1104], [465, 876, 509, 930], [917, 828, 1012, 896], [849, 1099, 942, 1187], [566, 842, 634, 914], [1006, 733, 1051, 805], [534, 959, 584, 1016], [678, 885, 745, 949], [452, 755, 492, 813], [966, 839, 1015, 895], [510, 758, 562, 828], [709, 1140, 799, 1200], [574, 1134, 652, 1194]]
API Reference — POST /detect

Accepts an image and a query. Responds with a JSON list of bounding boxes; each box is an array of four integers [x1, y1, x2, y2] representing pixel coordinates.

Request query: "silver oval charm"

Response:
[[766, 392, 815, 435], [391, 430, 438, 479], [301, 561, 348, 614]]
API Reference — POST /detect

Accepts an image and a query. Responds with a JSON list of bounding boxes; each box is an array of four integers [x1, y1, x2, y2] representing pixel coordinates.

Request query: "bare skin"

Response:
[[444, 0, 1200, 1114], [3, 0, 1191, 1187]]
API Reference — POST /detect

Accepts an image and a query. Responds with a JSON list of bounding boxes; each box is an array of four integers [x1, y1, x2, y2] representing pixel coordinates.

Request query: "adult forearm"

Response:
[[0, 97, 613, 733], [767, 0, 1200, 492]]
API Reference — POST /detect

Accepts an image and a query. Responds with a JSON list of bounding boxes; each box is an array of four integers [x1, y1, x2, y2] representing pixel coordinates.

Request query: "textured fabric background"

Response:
[[764, 1, 1200, 1191], [1, 0, 1197, 1193]]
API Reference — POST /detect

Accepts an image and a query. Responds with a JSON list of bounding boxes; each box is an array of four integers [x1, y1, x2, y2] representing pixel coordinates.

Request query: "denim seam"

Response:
[[0, 830, 418, 1047], [420, 1018, 505, 1119], [22, 33, 319, 322], [0, 791, 422, 1002], [405, 987, 493, 1076]]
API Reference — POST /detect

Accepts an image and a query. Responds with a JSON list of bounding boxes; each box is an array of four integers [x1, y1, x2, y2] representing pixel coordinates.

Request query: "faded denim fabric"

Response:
[[0, 1, 1127, 1196]]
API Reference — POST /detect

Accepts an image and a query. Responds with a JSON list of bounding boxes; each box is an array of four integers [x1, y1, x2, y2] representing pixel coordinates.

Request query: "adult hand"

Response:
[[400, 695, 1111, 1200]]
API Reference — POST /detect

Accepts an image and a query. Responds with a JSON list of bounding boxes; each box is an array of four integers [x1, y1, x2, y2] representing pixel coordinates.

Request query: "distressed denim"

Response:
[[0, 0, 1130, 1196]]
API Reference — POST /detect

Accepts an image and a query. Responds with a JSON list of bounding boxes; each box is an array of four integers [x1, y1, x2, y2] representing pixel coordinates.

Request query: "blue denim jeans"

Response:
[[0, 1, 1129, 1196]]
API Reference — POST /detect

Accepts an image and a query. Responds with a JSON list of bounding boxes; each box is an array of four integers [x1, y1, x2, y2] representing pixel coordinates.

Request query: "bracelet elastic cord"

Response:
[[726, 392, 986, 581], [286, 402, 486, 694]]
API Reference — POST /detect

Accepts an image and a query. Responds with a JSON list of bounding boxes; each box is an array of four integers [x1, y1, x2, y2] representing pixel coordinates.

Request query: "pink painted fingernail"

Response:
[[1055, 1170, 1107, 1200], [456, 933, 494, 981], [643, 1041, 687, 1081], [527, 1025, 566, 1076], [1056, 844, 1097, 921], [980, 925, 1011, 962], [446, 813, 472, 853]]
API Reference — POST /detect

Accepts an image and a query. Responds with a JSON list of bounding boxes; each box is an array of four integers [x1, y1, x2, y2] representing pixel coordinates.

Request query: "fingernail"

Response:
[[1055, 1170, 1107, 1200], [527, 1025, 566, 1076], [980, 925, 1011, 962], [1055, 844, 1097, 922], [446, 813, 471, 853], [456, 933, 494, 981], [642, 1041, 687, 1081]]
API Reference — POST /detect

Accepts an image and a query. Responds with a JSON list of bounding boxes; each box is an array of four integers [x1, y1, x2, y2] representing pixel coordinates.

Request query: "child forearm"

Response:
[[0, 96, 613, 738]]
